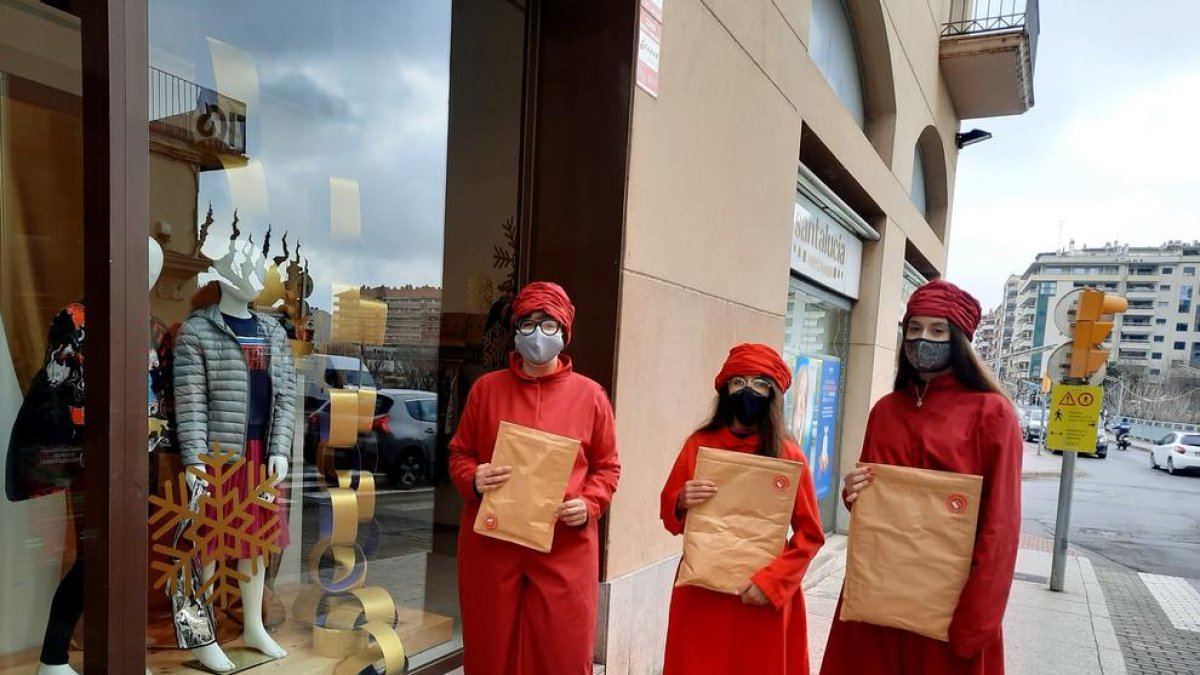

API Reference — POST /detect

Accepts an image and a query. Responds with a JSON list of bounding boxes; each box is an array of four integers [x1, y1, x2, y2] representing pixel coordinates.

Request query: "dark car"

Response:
[[375, 389, 438, 489]]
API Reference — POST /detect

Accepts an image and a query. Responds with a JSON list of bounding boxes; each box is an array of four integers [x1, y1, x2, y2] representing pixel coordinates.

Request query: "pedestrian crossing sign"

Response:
[[1046, 384, 1104, 452]]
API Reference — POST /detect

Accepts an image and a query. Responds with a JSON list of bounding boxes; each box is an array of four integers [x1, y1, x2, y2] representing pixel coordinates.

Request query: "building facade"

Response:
[[992, 243, 1200, 384], [0, 0, 1037, 673]]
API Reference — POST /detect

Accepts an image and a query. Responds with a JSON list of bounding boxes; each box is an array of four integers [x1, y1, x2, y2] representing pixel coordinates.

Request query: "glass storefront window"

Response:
[[782, 278, 851, 532], [136, 1, 528, 672], [0, 2, 97, 671]]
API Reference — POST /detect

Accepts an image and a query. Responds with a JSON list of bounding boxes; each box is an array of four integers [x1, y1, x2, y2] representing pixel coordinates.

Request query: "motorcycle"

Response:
[[1117, 431, 1131, 451]]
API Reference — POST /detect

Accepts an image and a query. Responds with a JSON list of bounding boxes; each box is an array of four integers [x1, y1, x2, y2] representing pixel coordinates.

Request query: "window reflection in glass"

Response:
[[145, 1, 527, 671]]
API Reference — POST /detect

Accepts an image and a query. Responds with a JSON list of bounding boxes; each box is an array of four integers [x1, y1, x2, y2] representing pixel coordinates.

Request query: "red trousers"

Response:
[[457, 517, 598, 675]]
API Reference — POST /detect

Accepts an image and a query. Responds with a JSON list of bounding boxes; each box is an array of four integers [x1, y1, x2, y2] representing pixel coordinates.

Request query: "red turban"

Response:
[[714, 343, 792, 392], [512, 281, 577, 343], [903, 279, 982, 340]]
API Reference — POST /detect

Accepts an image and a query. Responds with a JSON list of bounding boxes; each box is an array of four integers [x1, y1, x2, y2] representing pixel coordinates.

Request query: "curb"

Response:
[[1077, 557, 1128, 675], [1022, 470, 1062, 480]]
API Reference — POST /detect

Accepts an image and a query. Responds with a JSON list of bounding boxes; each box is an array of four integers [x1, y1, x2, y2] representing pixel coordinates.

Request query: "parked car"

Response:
[[1149, 431, 1200, 476], [375, 389, 438, 489], [1019, 406, 1046, 442]]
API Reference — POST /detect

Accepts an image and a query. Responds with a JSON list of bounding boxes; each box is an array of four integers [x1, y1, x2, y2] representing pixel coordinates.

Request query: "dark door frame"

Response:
[[80, 0, 151, 672]]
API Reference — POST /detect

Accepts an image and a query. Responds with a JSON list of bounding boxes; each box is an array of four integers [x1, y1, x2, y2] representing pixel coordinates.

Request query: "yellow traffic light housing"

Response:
[[1069, 290, 1128, 379]]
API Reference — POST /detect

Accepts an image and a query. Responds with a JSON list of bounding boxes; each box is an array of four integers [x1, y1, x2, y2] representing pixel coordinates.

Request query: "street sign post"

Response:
[[1045, 384, 1104, 452], [1048, 289, 1126, 593]]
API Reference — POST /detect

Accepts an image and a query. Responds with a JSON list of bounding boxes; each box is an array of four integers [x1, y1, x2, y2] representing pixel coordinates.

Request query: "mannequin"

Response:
[[35, 238, 163, 675], [175, 238, 294, 671]]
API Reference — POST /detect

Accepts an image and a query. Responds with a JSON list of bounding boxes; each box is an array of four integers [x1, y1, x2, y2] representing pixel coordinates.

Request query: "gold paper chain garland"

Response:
[[299, 386, 408, 673]]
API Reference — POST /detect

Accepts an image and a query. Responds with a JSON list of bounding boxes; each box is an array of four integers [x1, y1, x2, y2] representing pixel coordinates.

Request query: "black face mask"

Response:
[[729, 389, 770, 427]]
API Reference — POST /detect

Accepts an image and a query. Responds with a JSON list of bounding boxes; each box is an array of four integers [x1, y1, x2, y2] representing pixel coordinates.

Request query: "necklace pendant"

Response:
[[916, 399, 923, 408]]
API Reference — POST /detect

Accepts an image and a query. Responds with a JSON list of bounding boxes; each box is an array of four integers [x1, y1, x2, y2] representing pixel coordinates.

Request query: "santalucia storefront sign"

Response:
[[791, 195, 863, 299]]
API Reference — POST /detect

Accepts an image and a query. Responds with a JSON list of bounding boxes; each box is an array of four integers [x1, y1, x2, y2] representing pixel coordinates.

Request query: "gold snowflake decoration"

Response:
[[149, 446, 283, 610]]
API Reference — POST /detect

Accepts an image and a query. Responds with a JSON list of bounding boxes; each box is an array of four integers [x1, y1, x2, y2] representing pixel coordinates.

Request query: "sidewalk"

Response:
[[1022, 442, 1089, 480], [805, 535, 1127, 674]]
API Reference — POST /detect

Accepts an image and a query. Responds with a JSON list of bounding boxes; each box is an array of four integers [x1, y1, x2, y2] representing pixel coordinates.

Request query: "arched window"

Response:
[[911, 143, 928, 217], [810, 0, 866, 128], [809, 1, 898, 165], [914, 126, 949, 238]]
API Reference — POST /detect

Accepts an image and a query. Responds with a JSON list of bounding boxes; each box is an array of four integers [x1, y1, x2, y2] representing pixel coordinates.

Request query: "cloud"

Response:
[[948, 2, 1200, 311]]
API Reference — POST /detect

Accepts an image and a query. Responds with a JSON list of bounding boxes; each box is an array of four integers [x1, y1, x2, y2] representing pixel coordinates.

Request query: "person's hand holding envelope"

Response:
[[675, 447, 803, 597], [473, 421, 583, 553]]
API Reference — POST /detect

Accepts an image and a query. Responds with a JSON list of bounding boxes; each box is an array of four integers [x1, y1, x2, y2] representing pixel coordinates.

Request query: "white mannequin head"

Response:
[[149, 237, 164, 291], [211, 239, 267, 316]]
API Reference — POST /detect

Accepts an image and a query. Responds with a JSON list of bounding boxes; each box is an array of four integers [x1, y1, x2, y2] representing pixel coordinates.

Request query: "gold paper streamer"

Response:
[[307, 540, 367, 593], [333, 621, 407, 675], [357, 387, 378, 434], [328, 389, 359, 449], [328, 488, 359, 546], [356, 472, 376, 523]]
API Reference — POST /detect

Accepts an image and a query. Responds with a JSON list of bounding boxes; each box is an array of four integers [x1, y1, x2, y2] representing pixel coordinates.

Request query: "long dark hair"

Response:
[[698, 387, 790, 458], [895, 324, 1008, 397]]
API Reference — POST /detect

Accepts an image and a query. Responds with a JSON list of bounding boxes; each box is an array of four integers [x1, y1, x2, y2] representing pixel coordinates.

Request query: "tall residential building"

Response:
[[997, 242, 1200, 381], [360, 285, 443, 347]]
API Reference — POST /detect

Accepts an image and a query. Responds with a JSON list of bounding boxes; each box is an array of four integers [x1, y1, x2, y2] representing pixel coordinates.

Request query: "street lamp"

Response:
[[955, 128, 993, 149]]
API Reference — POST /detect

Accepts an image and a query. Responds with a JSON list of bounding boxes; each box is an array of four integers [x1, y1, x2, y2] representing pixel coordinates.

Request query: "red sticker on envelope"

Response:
[[773, 475, 790, 492], [483, 513, 499, 530], [946, 494, 968, 514]]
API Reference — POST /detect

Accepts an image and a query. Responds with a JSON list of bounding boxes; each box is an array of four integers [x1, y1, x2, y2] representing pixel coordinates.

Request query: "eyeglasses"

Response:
[[728, 376, 774, 397], [516, 318, 563, 337]]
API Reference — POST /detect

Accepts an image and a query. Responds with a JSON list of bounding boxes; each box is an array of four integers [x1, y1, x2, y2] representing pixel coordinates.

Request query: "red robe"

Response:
[[449, 354, 620, 675], [820, 375, 1023, 675], [660, 427, 825, 675]]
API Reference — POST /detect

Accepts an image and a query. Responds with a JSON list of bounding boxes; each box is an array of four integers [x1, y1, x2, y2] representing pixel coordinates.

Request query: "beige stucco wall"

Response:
[[608, 0, 963, 583]]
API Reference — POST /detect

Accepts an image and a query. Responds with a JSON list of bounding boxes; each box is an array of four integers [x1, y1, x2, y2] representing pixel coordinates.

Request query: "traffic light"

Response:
[[1068, 289, 1127, 379]]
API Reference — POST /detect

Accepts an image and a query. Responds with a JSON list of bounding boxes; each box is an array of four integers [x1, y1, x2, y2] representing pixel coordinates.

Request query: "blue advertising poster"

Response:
[[788, 356, 821, 484], [812, 359, 841, 500]]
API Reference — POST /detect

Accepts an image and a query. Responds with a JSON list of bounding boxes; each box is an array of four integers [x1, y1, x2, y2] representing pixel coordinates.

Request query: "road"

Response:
[[1022, 442, 1200, 674], [1022, 442, 1200, 578]]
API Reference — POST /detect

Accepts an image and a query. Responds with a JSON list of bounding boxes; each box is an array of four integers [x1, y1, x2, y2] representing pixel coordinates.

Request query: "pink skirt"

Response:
[[203, 439, 291, 559]]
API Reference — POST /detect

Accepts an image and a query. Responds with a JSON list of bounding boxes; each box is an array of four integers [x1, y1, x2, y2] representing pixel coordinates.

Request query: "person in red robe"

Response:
[[820, 279, 1023, 675], [660, 343, 825, 675], [449, 281, 620, 675]]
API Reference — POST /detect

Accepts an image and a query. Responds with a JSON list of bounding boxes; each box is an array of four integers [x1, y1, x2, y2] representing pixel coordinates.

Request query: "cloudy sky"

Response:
[[150, 1, 453, 311], [947, 0, 1200, 310]]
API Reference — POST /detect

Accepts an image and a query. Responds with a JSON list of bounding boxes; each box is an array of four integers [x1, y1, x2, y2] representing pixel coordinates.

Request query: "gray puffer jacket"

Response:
[[174, 305, 297, 466]]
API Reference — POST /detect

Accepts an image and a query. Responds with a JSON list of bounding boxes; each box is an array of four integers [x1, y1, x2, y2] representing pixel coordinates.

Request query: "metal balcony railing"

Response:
[[943, 0, 1040, 64], [149, 67, 247, 156]]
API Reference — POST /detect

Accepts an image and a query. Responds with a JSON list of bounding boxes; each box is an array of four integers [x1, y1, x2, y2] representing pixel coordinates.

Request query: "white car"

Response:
[[1149, 431, 1200, 476]]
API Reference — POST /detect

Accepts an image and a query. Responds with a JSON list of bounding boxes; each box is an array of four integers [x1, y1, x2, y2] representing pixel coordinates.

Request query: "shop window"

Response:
[[782, 279, 850, 533], [135, 1, 528, 671], [1, 2, 92, 665]]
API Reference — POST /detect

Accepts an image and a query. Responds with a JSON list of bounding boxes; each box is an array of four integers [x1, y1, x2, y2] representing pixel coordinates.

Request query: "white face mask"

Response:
[[514, 330, 565, 365]]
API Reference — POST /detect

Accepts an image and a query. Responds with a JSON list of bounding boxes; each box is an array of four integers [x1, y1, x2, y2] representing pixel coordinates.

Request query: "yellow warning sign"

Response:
[[1046, 384, 1104, 453]]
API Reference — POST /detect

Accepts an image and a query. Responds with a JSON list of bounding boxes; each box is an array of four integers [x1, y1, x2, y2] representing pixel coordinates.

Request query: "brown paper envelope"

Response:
[[474, 421, 582, 552], [839, 462, 983, 641], [676, 447, 803, 595]]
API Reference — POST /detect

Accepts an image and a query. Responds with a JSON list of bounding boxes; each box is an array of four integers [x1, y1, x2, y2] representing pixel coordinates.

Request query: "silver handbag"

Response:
[[169, 486, 218, 649]]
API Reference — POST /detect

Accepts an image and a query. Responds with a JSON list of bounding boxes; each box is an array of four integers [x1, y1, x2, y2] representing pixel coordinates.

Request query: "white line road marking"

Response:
[[1139, 572, 1200, 632]]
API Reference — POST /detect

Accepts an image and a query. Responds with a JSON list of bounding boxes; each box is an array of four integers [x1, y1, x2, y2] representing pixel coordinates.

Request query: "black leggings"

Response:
[[39, 557, 84, 666]]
